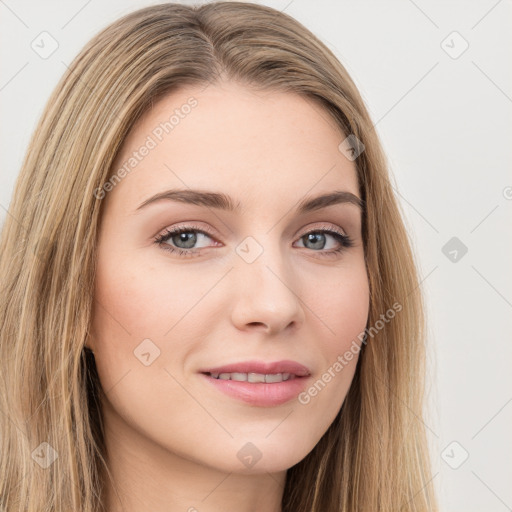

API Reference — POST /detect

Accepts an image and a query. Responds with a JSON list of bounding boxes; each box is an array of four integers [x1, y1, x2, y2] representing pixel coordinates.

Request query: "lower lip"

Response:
[[199, 373, 310, 407]]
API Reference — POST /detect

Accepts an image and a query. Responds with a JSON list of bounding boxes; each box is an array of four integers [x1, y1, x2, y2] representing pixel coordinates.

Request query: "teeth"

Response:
[[248, 372, 266, 383], [265, 373, 284, 383], [208, 372, 296, 382]]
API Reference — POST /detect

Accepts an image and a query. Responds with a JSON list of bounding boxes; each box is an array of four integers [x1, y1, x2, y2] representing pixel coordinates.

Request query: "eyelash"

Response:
[[153, 223, 354, 259]]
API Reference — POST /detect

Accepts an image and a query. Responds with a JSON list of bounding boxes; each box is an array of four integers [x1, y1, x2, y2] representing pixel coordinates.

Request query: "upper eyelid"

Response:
[[157, 222, 350, 243], [161, 221, 348, 235]]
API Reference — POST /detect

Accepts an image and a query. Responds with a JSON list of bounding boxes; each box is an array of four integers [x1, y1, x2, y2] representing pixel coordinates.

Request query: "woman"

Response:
[[0, 2, 438, 511]]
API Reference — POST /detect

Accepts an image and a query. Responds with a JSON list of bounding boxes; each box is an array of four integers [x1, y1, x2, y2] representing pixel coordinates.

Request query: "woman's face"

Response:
[[90, 80, 369, 475]]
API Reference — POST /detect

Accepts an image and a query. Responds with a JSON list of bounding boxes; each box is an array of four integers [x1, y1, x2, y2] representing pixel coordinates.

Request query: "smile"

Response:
[[206, 372, 298, 383]]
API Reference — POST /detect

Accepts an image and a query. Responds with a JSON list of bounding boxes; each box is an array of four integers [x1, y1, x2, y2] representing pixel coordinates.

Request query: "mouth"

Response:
[[204, 371, 300, 383], [198, 360, 312, 407], [198, 359, 311, 378]]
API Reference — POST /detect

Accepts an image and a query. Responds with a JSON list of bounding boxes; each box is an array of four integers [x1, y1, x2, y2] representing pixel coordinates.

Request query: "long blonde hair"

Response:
[[0, 2, 438, 510]]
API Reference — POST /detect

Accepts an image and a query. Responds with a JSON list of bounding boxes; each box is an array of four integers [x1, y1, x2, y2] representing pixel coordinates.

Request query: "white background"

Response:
[[1, 1, 511, 510]]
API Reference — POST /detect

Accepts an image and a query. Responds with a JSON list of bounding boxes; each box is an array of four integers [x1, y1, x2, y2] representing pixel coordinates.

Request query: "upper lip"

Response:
[[199, 360, 311, 377]]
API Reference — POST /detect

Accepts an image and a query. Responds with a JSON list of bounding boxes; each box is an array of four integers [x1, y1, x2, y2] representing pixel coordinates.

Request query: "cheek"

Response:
[[311, 258, 370, 350], [92, 247, 213, 342], [89, 245, 215, 392], [296, 263, 369, 422], [328, 276, 369, 345], [89, 250, 218, 450]]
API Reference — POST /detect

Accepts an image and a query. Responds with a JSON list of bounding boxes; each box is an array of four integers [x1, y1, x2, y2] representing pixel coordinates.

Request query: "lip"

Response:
[[198, 360, 312, 407], [198, 360, 311, 377]]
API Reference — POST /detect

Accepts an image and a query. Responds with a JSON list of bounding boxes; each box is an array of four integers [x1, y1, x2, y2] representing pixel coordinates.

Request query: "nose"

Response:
[[230, 244, 306, 335]]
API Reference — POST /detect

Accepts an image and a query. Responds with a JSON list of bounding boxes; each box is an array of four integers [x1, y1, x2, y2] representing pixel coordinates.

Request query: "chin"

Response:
[[204, 437, 315, 475]]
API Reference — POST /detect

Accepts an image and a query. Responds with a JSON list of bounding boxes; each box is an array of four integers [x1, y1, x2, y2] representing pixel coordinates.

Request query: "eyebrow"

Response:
[[135, 188, 365, 215]]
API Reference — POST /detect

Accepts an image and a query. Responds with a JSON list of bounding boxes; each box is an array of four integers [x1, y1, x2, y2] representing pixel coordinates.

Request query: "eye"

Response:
[[153, 223, 354, 258], [295, 227, 354, 257], [153, 223, 218, 258]]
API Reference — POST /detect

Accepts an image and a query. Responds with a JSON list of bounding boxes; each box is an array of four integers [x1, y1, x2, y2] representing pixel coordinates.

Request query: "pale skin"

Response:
[[89, 80, 370, 512]]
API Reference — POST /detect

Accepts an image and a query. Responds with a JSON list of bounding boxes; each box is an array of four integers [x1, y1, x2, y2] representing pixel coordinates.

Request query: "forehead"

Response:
[[106, 81, 360, 212]]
